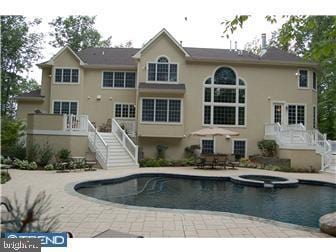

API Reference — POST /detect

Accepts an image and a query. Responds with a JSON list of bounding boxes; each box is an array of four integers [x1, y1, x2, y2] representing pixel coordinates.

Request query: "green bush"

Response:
[[2, 143, 26, 160], [28, 162, 38, 170], [140, 157, 195, 167], [1, 156, 13, 165], [257, 140, 277, 157], [13, 159, 38, 170], [57, 149, 71, 162], [184, 145, 200, 158], [1, 117, 25, 151], [38, 143, 54, 166], [27, 144, 40, 162], [44, 164, 54, 170], [1, 171, 11, 184], [156, 144, 168, 159]]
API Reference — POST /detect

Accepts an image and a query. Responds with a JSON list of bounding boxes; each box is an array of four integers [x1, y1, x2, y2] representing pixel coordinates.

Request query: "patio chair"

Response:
[[214, 154, 228, 169], [226, 154, 239, 170], [198, 154, 216, 169]]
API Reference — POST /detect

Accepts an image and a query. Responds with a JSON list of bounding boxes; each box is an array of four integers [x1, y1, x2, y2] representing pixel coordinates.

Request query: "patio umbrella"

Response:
[[190, 127, 240, 154]]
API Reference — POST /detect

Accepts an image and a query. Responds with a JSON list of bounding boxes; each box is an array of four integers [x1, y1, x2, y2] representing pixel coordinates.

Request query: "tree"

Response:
[[222, 15, 336, 139], [49, 16, 112, 52], [114, 40, 133, 48], [1, 16, 43, 117]]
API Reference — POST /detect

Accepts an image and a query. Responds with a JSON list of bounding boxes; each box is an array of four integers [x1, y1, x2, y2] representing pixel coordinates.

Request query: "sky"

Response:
[[28, 14, 284, 83], [3, 0, 336, 86]]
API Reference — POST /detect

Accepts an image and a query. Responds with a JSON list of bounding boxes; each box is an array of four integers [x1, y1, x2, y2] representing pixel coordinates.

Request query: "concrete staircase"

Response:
[[100, 133, 139, 168]]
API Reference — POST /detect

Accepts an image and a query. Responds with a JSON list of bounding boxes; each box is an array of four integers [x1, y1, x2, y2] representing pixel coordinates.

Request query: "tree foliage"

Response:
[[0, 16, 43, 116], [49, 16, 112, 52], [222, 15, 336, 139]]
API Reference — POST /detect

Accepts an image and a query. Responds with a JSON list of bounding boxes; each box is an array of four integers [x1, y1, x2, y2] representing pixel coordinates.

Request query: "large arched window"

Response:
[[203, 69, 246, 126], [147, 56, 178, 82], [214, 67, 236, 85]]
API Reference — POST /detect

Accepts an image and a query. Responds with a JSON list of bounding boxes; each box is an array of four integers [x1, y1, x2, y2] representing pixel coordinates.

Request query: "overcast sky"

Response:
[[3, 0, 335, 85]]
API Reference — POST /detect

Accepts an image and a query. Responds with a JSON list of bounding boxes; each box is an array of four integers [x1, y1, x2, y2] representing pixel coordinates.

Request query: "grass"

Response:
[[1, 171, 11, 184]]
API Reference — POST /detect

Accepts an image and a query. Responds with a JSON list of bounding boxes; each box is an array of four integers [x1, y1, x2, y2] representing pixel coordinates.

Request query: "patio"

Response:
[[1, 167, 335, 237]]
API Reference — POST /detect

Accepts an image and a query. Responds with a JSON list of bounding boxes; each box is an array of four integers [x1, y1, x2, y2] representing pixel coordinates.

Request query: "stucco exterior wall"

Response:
[[278, 148, 321, 171], [27, 113, 65, 131], [16, 101, 45, 121], [26, 134, 88, 157]]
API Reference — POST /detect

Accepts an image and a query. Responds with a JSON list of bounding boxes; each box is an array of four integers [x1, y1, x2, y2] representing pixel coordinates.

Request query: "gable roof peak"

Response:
[[132, 28, 191, 59]]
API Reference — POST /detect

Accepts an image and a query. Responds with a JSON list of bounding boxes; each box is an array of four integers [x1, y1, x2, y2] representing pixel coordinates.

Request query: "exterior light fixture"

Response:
[[96, 95, 101, 100]]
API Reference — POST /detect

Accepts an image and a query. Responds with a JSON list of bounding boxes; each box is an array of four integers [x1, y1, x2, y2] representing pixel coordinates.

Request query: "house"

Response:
[[16, 29, 335, 172]]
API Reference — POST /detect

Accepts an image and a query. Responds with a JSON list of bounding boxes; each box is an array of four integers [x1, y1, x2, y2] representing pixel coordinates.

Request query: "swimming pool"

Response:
[[75, 174, 336, 228]]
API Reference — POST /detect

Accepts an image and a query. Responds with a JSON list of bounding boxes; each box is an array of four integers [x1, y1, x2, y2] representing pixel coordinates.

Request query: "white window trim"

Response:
[[231, 139, 248, 158], [200, 137, 216, 154], [113, 102, 136, 119], [53, 67, 80, 85], [270, 101, 287, 125], [101, 71, 136, 89], [146, 55, 179, 84], [297, 68, 309, 89], [140, 97, 183, 125], [287, 103, 307, 126], [52, 99, 79, 115], [313, 105, 317, 129], [312, 71, 317, 92], [202, 70, 247, 128]]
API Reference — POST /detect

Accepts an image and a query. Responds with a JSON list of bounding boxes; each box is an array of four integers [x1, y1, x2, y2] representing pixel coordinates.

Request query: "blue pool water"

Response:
[[75, 174, 336, 228]]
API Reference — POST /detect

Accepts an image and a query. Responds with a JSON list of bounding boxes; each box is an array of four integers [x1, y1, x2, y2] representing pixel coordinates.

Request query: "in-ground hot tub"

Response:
[[231, 175, 299, 188]]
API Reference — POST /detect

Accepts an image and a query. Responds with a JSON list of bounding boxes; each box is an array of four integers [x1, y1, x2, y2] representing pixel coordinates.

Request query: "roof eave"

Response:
[[15, 97, 45, 102], [82, 64, 137, 70]]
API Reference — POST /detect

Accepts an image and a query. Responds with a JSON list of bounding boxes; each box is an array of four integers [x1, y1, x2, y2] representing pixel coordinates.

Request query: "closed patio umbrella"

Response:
[[190, 127, 239, 154]]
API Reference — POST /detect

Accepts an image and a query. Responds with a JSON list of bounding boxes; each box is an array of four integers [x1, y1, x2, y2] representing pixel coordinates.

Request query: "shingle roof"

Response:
[[184, 47, 260, 61], [260, 47, 306, 62], [77, 48, 140, 66], [17, 89, 43, 98]]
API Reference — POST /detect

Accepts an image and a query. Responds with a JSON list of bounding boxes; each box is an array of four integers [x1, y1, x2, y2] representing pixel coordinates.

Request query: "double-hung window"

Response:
[[54, 68, 79, 84], [53, 101, 78, 115], [102, 71, 136, 88], [115, 104, 135, 118], [201, 139, 214, 154], [141, 98, 182, 123], [147, 57, 178, 82], [298, 69, 308, 88], [233, 140, 246, 160], [288, 104, 305, 125]]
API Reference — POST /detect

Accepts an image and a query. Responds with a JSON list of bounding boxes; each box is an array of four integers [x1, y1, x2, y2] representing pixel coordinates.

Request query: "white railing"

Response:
[[88, 120, 108, 169], [64, 114, 88, 131], [116, 119, 136, 138], [112, 119, 138, 163], [264, 123, 333, 171]]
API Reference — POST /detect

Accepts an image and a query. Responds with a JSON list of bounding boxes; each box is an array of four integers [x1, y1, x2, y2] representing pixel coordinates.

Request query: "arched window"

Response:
[[214, 67, 236, 85], [203, 68, 246, 126], [148, 56, 178, 82], [158, 57, 169, 63]]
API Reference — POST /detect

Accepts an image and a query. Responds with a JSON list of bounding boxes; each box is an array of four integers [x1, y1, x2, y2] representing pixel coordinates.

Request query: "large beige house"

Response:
[[16, 29, 335, 172]]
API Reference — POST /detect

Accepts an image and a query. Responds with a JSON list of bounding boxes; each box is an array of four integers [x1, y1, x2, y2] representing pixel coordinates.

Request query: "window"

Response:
[[141, 98, 182, 123], [213, 106, 235, 125], [299, 69, 308, 88], [288, 104, 305, 125], [203, 67, 246, 126], [201, 139, 214, 154], [313, 72, 317, 90], [53, 101, 78, 115], [313, 106, 317, 129], [114, 104, 135, 119], [147, 57, 178, 82], [102, 71, 136, 88], [54, 68, 80, 84], [214, 67, 236, 85], [233, 140, 246, 160]]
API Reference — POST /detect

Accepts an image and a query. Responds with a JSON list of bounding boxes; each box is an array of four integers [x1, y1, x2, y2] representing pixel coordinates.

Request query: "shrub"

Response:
[[2, 156, 13, 165], [57, 149, 71, 162], [1, 117, 25, 151], [28, 162, 38, 170], [44, 164, 54, 170], [38, 143, 54, 166], [140, 158, 161, 167], [184, 145, 200, 158], [257, 140, 277, 157], [1, 171, 11, 184], [2, 143, 26, 160], [156, 144, 168, 159], [27, 144, 40, 162]]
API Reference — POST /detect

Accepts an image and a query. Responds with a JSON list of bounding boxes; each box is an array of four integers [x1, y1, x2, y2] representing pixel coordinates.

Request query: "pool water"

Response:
[[76, 175, 336, 228]]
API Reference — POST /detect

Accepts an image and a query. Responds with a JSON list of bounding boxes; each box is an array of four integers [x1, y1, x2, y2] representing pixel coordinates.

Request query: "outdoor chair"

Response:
[[195, 154, 216, 169], [214, 154, 228, 169]]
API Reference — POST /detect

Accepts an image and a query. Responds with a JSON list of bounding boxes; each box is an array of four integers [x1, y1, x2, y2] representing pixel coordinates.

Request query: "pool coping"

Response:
[[64, 171, 336, 235]]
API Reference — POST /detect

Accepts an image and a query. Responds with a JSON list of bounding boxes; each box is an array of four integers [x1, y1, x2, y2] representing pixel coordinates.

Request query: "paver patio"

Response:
[[1, 167, 335, 237]]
